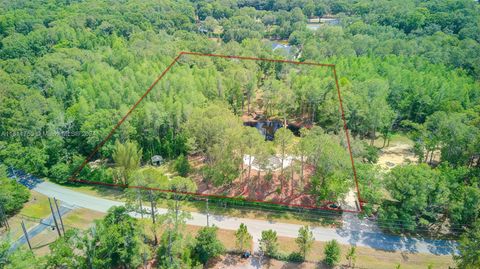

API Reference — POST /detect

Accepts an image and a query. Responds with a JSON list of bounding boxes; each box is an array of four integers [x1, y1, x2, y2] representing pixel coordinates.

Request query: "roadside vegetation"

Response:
[[0, 165, 30, 219]]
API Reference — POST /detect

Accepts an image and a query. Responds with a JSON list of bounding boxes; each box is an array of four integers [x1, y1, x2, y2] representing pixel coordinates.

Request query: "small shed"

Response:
[[151, 155, 164, 166]]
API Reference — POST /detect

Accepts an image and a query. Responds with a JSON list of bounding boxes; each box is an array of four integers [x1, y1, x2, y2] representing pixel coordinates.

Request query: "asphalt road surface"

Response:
[[33, 181, 457, 255], [9, 203, 74, 252]]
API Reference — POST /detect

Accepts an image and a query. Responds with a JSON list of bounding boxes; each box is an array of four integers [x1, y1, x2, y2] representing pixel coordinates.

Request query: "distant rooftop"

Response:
[[271, 42, 292, 54], [307, 17, 340, 25]]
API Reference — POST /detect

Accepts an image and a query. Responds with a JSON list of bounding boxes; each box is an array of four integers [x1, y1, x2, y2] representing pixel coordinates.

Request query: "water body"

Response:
[[244, 120, 300, 140]]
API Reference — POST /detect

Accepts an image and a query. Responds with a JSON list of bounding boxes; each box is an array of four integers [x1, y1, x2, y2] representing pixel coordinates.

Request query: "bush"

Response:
[[259, 230, 278, 257], [364, 144, 379, 163], [49, 162, 70, 184], [174, 155, 190, 177], [193, 226, 225, 265], [324, 240, 341, 267], [269, 251, 287, 261], [264, 171, 273, 182], [90, 166, 113, 183], [287, 252, 304, 263], [0, 177, 30, 216]]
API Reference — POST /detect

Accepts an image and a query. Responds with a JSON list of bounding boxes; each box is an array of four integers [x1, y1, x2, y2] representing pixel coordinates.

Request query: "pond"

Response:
[[243, 120, 300, 140]]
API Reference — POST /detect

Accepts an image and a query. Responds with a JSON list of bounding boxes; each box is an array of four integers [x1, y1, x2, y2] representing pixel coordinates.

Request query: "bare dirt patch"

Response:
[[377, 143, 418, 170]]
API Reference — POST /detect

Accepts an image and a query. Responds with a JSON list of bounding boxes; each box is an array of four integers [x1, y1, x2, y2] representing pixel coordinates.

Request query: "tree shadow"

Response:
[[63, 181, 125, 199]]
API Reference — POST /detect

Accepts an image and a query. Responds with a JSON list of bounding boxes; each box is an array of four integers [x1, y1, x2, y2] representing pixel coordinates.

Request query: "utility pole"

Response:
[[168, 228, 173, 264], [149, 191, 158, 246], [142, 234, 148, 269], [54, 198, 65, 235], [86, 227, 96, 269], [0, 203, 9, 230], [48, 198, 62, 237], [206, 198, 210, 227], [21, 220, 32, 251], [138, 191, 144, 219]]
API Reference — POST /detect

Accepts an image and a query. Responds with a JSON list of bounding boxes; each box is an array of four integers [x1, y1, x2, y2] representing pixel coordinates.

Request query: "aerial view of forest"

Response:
[[71, 53, 360, 211], [0, 0, 479, 268]]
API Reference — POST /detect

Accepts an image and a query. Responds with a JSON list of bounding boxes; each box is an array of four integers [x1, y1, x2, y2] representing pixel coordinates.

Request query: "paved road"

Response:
[[9, 203, 74, 251], [7, 166, 43, 189], [33, 181, 457, 256]]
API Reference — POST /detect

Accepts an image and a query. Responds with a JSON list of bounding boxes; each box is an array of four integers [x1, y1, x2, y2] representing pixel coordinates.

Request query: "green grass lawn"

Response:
[[19, 191, 52, 219], [52, 180, 126, 201], [2, 191, 54, 242], [1, 216, 39, 243], [147, 198, 340, 228], [62, 208, 106, 230], [139, 219, 248, 252], [373, 132, 414, 148]]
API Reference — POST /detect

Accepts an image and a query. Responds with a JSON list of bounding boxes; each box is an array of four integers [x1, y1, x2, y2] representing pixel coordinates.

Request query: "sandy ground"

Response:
[[377, 143, 418, 170], [210, 255, 320, 269], [340, 189, 359, 211]]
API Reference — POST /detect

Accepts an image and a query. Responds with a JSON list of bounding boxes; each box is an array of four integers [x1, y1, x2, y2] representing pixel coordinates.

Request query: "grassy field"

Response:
[[0, 216, 39, 244], [276, 236, 454, 269], [185, 225, 241, 251], [57, 181, 126, 201], [62, 208, 106, 230], [1, 191, 53, 243], [139, 219, 248, 252], [372, 132, 414, 148], [1, 191, 104, 254], [1, 191, 61, 255], [19, 191, 52, 219], [29, 227, 59, 256], [23, 208, 107, 256], [155, 198, 340, 227]]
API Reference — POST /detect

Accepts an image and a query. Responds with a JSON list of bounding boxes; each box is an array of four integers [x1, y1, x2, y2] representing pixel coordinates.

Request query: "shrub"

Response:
[[0, 177, 30, 216], [324, 240, 341, 267], [259, 230, 278, 257], [49, 162, 70, 184], [287, 252, 304, 262], [193, 226, 225, 265], [365, 144, 379, 163], [174, 155, 190, 177]]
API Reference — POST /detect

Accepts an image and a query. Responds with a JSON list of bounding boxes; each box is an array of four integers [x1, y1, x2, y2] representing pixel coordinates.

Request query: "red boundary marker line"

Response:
[[69, 51, 363, 213], [333, 67, 363, 211]]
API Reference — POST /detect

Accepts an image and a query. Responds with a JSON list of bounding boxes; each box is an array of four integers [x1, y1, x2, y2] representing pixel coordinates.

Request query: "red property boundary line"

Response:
[[69, 51, 364, 213]]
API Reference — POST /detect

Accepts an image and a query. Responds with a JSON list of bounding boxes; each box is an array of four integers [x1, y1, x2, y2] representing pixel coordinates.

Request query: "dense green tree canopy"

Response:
[[0, 165, 30, 216], [89, 206, 144, 268], [193, 226, 225, 265], [455, 221, 480, 269], [0, 0, 478, 257]]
